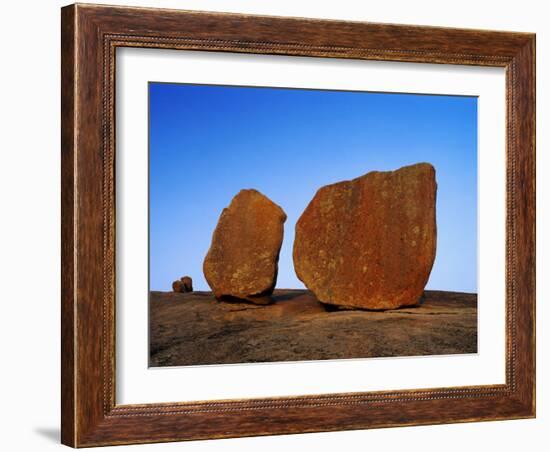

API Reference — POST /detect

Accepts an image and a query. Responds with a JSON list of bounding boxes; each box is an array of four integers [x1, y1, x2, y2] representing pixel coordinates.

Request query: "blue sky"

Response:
[[149, 83, 477, 293]]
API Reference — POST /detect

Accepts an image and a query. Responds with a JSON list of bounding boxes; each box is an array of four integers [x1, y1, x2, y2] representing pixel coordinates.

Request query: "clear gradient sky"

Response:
[[149, 83, 477, 293]]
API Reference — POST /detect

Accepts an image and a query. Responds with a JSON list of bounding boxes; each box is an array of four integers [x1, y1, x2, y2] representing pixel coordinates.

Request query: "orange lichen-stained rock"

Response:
[[203, 189, 287, 305], [293, 163, 437, 310]]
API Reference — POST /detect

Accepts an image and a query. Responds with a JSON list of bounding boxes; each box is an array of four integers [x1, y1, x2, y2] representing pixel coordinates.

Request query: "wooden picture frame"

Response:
[[61, 3, 535, 447]]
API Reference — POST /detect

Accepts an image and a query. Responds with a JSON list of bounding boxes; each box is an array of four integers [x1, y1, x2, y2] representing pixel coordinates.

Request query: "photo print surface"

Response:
[[148, 82, 478, 367]]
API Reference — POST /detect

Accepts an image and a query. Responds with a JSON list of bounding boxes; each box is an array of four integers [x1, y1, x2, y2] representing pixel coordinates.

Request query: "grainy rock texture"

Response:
[[149, 289, 477, 366], [293, 163, 437, 310], [203, 189, 287, 304]]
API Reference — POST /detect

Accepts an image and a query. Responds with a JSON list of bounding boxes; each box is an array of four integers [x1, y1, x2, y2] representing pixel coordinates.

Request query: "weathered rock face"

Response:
[[203, 189, 287, 304], [150, 289, 477, 367], [293, 163, 437, 310]]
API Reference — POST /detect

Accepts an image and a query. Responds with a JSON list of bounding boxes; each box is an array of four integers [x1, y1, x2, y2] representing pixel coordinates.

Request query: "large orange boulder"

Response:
[[204, 189, 287, 304], [293, 163, 437, 310]]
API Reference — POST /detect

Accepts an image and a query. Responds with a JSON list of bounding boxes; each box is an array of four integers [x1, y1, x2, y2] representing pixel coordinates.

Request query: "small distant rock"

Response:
[[180, 276, 193, 292], [172, 280, 184, 293], [293, 163, 437, 310], [203, 189, 287, 304], [172, 276, 193, 293]]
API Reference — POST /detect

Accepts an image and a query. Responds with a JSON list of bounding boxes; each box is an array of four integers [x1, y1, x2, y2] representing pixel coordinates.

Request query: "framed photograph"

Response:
[[61, 3, 535, 447]]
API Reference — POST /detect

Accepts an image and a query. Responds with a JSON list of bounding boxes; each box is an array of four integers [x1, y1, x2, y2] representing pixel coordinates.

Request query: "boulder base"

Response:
[[293, 163, 437, 310]]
